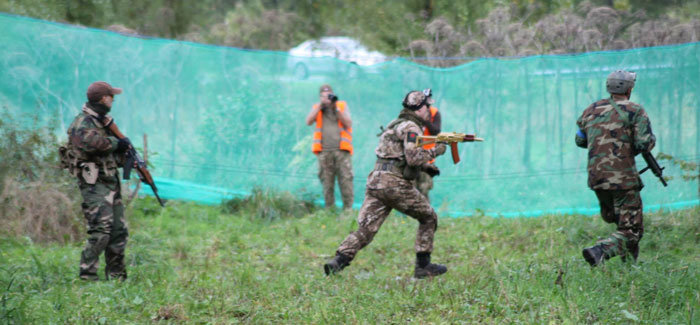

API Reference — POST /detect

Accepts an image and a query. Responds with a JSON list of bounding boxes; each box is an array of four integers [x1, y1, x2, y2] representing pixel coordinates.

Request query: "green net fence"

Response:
[[2, 13, 698, 216]]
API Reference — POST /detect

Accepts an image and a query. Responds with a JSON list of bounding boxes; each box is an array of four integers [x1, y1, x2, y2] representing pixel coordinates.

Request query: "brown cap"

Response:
[[87, 81, 122, 103], [319, 84, 333, 93]]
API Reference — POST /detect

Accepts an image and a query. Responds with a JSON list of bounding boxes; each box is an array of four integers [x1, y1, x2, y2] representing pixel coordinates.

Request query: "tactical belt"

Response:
[[374, 157, 404, 175]]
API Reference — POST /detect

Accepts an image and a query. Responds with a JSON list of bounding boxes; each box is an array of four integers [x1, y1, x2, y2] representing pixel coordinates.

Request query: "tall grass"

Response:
[[0, 114, 83, 244], [0, 194, 698, 323]]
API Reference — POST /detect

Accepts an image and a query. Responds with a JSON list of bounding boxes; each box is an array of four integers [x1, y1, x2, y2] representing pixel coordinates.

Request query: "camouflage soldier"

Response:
[[324, 90, 448, 278], [576, 70, 656, 266], [60, 81, 131, 280], [305, 84, 354, 210], [415, 88, 441, 201]]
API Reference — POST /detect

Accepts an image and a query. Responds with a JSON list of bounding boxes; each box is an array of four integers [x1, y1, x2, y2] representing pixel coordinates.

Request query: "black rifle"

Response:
[[639, 152, 668, 187], [107, 121, 166, 206]]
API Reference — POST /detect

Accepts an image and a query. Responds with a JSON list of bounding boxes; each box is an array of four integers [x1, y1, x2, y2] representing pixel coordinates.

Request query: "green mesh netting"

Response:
[[2, 13, 698, 216]]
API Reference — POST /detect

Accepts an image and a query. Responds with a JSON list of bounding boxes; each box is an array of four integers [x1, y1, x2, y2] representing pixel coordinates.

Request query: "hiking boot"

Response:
[[79, 274, 99, 281], [582, 245, 607, 267], [106, 272, 127, 281], [323, 252, 352, 275], [414, 252, 447, 279], [414, 263, 448, 279]]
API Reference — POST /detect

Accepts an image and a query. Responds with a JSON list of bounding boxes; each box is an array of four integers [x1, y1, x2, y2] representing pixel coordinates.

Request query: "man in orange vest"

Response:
[[305, 84, 354, 210], [416, 89, 441, 201]]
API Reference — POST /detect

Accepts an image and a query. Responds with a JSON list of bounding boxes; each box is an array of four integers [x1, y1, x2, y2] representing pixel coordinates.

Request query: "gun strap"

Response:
[[609, 97, 631, 128]]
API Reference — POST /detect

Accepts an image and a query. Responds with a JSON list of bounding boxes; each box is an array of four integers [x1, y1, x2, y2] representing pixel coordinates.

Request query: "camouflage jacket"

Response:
[[64, 103, 122, 181], [368, 114, 443, 189], [575, 97, 656, 190]]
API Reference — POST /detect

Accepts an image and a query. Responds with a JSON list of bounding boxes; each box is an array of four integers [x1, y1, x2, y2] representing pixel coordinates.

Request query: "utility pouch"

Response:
[[58, 144, 71, 171], [58, 144, 81, 177], [81, 162, 99, 184], [402, 165, 420, 180]]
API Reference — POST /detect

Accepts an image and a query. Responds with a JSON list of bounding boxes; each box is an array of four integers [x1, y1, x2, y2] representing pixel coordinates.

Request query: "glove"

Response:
[[423, 164, 440, 177], [115, 137, 131, 153], [433, 143, 447, 156]]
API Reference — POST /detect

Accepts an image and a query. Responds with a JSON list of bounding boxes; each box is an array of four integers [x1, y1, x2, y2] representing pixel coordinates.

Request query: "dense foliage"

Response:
[[3, 0, 700, 66]]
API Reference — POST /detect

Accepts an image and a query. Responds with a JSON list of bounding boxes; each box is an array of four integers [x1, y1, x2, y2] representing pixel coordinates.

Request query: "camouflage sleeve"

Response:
[[575, 112, 587, 148], [401, 122, 441, 167], [575, 129, 587, 148], [632, 107, 656, 153], [74, 127, 118, 154]]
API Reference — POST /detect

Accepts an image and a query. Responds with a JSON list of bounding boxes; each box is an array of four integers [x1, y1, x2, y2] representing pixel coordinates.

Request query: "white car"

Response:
[[287, 37, 386, 79]]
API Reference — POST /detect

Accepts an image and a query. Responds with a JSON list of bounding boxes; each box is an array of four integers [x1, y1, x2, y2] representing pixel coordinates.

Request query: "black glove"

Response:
[[115, 137, 131, 153], [423, 164, 440, 177]]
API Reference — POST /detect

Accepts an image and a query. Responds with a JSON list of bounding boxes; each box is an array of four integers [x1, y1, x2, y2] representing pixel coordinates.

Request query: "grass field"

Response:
[[1, 197, 699, 323]]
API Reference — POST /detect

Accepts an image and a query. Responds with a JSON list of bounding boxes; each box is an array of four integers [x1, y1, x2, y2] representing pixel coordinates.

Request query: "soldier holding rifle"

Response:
[[576, 71, 658, 266], [324, 90, 449, 278], [60, 81, 161, 281]]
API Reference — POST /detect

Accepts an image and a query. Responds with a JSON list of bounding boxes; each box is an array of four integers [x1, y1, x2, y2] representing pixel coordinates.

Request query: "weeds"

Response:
[[0, 113, 83, 244], [2, 201, 697, 323], [221, 187, 318, 220]]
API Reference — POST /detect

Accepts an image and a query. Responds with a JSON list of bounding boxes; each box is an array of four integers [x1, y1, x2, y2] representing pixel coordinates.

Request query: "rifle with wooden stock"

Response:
[[104, 119, 165, 206], [416, 132, 484, 164]]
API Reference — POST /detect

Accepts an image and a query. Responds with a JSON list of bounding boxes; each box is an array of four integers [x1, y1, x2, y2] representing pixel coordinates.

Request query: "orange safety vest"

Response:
[[423, 106, 439, 163], [312, 101, 353, 155]]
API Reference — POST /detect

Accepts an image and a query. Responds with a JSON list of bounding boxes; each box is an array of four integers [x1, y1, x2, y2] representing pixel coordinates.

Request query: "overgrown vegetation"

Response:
[[3, 0, 700, 66], [0, 197, 698, 323], [221, 187, 318, 220], [0, 113, 82, 244]]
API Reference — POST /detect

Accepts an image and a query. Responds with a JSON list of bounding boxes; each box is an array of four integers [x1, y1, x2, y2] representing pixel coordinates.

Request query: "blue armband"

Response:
[[576, 129, 586, 139]]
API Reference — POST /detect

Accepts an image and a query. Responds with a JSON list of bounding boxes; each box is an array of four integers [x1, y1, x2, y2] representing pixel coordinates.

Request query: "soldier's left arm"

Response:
[[76, 127, 119, 154], [337, 103, 352, 128], [632, 106, 656, 153], [403, 123, 445, 166]]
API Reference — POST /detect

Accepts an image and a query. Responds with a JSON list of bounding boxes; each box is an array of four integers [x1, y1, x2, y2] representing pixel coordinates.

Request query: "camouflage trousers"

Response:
[[78, 176, 129, 280], [337, 180, 438, 259], [594, 189, 644, 260], [415, 171, 434, 202], [317, 150, 354, 209]]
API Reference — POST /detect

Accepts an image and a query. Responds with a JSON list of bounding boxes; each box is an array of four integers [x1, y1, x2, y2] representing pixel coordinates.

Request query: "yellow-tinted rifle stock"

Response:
[[416, 132, 484, 164]]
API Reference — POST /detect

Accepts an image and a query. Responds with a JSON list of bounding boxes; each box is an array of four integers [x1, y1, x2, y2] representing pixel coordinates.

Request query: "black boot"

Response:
[[582, 245, 607, 267], [414, 252, 447, 279], [324, 252, 352, 275]]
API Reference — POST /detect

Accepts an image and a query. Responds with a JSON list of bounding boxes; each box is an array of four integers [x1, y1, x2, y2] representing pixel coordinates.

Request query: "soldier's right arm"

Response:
[[632, 106, 656, 154], [305, 104, 322, 125], [575, 111, 588, 148], [72, 124, 118, 154]]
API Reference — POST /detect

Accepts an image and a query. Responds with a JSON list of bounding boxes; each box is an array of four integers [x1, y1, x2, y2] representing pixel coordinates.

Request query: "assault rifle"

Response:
[[639, 151, 668, 187], [416, 132, 484, 164], [105, 120, 166, 206]]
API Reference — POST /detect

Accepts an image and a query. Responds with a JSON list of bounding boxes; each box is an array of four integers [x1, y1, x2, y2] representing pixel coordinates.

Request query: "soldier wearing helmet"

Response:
[[323, 90, 449, 279], [575, 70, 656, 266]]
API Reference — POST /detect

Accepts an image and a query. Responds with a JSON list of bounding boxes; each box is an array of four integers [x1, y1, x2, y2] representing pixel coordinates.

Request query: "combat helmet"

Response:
[[606, 70, 636, 95], [402, 90, 428, 111]]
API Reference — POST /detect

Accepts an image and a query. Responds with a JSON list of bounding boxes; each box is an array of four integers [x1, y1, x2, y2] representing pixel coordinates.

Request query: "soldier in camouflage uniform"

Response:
[[575, 70, 656, 266], [61, 81, 131, 280], [305, 84, 354, 210], [324, 91, 448, 278]]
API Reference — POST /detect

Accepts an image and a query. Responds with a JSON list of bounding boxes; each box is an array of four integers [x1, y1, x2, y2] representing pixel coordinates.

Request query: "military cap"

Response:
[[87, 81, 122, 103]]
